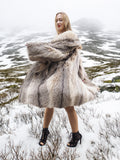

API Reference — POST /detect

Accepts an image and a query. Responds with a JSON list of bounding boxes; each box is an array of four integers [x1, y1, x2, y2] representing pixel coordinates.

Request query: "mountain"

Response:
[[73, 18, 103, 32]]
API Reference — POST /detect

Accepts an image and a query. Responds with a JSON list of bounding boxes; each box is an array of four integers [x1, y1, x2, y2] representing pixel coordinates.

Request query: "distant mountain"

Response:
[[73, 18, 104, 32]]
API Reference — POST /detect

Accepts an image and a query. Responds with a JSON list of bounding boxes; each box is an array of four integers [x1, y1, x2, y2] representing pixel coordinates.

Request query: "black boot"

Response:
[[67, 131, 82, 147], [39, 128, 50, 146]]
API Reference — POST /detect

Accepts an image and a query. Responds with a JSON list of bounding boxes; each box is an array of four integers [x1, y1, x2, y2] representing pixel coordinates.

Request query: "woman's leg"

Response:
[[65, 106, 82, 147], [43, 108, 54, 128], [65, 106, 78, 132], [39, 108, 54, 146]]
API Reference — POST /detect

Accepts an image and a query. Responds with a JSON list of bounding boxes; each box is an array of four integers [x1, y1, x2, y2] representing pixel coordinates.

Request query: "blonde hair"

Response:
[[55, 12, 72, 33]]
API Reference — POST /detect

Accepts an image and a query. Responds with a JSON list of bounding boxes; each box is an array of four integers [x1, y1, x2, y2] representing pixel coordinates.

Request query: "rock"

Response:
[[100, 84, 120, 92], [112, 76, 120, 82]]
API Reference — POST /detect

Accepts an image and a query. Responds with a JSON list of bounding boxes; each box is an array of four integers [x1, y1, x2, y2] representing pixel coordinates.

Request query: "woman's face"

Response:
[[56, 14, 65, 34]]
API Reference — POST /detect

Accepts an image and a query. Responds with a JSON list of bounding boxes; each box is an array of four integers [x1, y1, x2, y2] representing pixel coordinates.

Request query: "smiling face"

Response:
[[55, 14, 65, 34]]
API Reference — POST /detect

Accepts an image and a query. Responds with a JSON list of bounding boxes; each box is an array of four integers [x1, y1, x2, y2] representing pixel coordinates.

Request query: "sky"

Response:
[[0, 0, 120, 32]]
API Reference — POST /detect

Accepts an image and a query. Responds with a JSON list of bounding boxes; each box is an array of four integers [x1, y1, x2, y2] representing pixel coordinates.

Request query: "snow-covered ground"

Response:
[[0, 91, 120, 160]]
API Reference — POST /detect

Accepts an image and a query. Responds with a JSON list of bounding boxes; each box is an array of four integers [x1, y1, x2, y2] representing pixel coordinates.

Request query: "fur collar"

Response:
[[52, 30, 78, 42]]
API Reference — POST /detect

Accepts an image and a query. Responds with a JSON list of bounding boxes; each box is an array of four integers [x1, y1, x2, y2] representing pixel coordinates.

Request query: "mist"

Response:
[[0, 0, 120, 33]]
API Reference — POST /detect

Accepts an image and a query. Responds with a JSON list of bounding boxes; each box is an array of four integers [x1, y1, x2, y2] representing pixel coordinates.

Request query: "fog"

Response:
[[0, 0, 120, 32]]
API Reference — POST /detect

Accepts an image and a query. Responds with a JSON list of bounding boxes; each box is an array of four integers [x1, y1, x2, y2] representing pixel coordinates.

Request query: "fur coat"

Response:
[[19, 31, 99, 108]]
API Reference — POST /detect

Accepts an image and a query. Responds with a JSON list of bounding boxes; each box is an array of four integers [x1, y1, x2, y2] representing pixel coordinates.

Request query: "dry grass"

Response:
[[0, 104, 120, 160]]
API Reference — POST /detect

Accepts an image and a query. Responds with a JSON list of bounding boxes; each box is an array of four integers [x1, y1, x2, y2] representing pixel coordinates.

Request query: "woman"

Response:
[[19, 12, 98, 147]]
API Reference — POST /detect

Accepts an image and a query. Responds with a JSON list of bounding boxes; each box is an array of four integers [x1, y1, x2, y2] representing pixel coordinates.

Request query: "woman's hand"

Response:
[[79, 45, 82, 49], [77, 45, 82, 50]]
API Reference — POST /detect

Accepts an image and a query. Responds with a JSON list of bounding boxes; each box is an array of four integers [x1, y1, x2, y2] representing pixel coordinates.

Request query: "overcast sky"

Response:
[[0, 0, 120, 32]]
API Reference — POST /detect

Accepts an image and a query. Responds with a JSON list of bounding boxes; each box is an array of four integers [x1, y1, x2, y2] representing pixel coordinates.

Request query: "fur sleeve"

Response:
[[27, 42, 70, 62]]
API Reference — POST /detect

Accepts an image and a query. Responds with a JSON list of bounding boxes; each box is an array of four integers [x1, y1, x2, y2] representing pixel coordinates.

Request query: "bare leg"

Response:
[[39, 108, 54, 146], [65, 106, 78, 133], [43, 108, 54, 128], [65, 106, 81, 147]]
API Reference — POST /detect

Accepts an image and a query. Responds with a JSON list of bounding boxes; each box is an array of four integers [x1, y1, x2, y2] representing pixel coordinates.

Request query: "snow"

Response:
[[0, 91, 120, 159]]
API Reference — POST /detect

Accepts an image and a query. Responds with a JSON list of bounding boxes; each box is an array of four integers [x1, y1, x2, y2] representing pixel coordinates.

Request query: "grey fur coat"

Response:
[[19, 31, 99, 108]]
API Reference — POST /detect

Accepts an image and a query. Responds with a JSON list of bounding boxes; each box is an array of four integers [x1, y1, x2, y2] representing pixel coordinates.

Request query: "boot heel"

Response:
[[80, 137, 82, 144], [80, 134, 82, 144], [67, 131, 82, 147]]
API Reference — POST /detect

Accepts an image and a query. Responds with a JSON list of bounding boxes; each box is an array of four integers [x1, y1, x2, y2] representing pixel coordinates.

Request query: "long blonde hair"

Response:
[[55, 12, 72, 33]]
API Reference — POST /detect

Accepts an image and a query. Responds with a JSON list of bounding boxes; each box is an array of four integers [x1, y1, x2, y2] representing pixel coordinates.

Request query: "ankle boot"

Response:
[[39, 128, 50, 146], [67, 131, 82, 147]]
